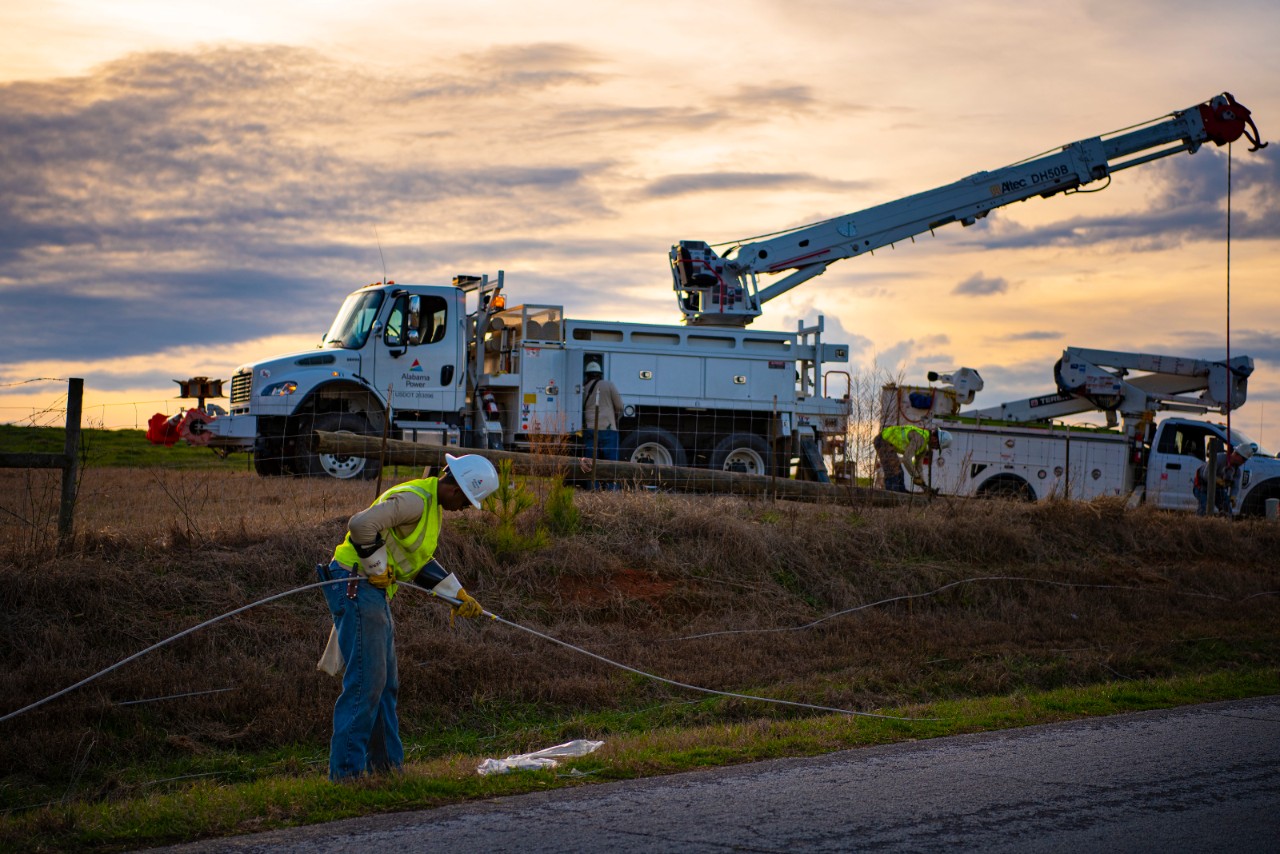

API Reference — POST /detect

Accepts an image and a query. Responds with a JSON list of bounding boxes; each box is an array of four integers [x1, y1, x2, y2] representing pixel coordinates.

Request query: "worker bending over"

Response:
[[317, 453, 499, 781], [874, 425, 951, 493], [1194, 442, 1255, 516]]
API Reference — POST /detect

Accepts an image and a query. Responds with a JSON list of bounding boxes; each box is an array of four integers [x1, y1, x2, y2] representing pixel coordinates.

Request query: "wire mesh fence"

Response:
[[0, 367, 917, 560]]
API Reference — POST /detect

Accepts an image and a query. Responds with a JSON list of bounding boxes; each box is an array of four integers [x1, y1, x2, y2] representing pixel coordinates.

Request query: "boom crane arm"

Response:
[[960, 347, 1254, 425], [671, 93, 1265, 326]]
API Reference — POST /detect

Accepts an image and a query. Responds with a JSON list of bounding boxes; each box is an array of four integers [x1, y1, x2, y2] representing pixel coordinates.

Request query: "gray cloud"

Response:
[[642, 171, 873, 199], [952, 271, 1009, 296], [873, 333, 952, 374], [725, 83, 820, 112], [1152, 328, 1280, 369], [0, 45, 631, 364], [338, 42, 607, 102], [766, 294, 872, 361], [549, 105, 728, 135], [1004, 330, 1064, 341], [0, 269, 339, 363]]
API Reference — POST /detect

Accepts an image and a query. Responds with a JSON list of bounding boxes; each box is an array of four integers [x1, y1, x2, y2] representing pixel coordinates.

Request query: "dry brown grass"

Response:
[[1, 469, 1277, 803]]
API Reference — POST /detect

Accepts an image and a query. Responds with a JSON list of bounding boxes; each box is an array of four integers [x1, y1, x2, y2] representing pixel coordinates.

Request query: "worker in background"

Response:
[[1194, 442, 1255, 516], [874, 425, 952, 493], [582, 359, 625, 486], [316, 453, 499, 781]]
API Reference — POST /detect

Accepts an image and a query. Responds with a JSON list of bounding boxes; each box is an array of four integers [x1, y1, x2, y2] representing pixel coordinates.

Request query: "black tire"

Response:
[[620, 427, 687, 467], [710, 433, 774, 476], [304, 412, 382, 480], [976, 475, 1035, 502], [1239, 478, 1280, 518], [253, 447, 286, 477]]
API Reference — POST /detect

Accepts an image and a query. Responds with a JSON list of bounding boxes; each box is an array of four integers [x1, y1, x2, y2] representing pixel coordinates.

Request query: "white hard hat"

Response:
[[1234, 442, 1258, 460], [935, 429, 953, 450], [445, 453, 499, 508], [585, 361, 602, 374]]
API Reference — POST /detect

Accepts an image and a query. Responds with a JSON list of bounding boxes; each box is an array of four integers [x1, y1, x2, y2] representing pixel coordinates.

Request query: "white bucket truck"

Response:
[[149, 93, 1265, 481], [883, 348, 1280, 516]]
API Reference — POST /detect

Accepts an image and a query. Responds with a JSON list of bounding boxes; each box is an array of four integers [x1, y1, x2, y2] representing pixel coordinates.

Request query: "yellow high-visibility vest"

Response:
[[880, 425, 930, 459], [333, 478, 441, 599]]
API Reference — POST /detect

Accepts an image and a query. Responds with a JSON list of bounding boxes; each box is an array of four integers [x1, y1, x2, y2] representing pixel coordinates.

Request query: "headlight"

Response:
[[261, 380, 298, 396]]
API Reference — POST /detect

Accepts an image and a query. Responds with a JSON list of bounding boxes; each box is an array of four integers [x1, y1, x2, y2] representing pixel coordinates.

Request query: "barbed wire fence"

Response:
[[1, 394, 185, 431]]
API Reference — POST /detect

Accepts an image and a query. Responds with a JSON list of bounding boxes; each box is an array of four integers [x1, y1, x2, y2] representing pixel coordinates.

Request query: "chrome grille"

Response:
[[230, 371, 253, 405]]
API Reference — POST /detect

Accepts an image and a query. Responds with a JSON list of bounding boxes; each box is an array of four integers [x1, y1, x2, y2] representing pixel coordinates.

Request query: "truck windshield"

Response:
[[1230, 427, 1272, 457], [323, 291, 385, 349]]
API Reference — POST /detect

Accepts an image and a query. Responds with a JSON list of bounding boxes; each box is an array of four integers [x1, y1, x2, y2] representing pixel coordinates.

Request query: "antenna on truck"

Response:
[[374, 225, 388, 284]]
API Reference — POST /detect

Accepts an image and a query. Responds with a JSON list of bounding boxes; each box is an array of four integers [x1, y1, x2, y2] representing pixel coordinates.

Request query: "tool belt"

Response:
[[316, 561, 356, 583]]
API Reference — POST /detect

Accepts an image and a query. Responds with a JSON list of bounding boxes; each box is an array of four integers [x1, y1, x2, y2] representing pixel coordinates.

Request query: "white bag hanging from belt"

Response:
[[317, 624, 345, 676]]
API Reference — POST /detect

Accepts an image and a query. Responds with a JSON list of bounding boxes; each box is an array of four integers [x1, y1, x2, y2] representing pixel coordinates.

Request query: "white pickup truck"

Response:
[[914, 414, 1277, 516], [883, 349, 1280, 516]]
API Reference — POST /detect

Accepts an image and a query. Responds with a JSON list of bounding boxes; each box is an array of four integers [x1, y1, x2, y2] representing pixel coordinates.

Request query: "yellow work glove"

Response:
[[449, 588, 484, 627], [366, 571, 393, 590]]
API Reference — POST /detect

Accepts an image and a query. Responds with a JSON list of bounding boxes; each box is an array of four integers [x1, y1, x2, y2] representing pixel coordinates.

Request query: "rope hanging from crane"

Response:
[[1227, 141, 1233, 453]]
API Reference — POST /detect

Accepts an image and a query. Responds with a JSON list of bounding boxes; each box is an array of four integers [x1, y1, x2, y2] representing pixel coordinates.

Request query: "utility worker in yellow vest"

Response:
[[316, 453, 499, 781], [873, 425, 952, 493]]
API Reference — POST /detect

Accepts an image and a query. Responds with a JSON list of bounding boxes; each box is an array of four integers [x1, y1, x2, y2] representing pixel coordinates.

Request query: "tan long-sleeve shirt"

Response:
[[583, 378, 624, 431], [347, 489, 429, 549]]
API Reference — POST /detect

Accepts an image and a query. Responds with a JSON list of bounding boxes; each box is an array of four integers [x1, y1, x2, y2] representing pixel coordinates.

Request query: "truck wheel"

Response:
[[620, 428, 687, 467], [976, 475, 1035, 502], [253, 447, 286, 477], [1239, 479, 1280, 517], [305, 412, 382, 480], [710, 433, 773, 476]]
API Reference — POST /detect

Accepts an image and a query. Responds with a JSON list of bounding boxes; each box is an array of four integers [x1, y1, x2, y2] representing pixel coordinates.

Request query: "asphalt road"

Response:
[[158, 696, 1280, 853]]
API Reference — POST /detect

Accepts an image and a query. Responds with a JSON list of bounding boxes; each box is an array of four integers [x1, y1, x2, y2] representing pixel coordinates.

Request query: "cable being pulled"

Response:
[[400, 584, 934, 722], [0, 579, 341, 725], [1, 578, 935, 725], [668, 575, 1278, 642]]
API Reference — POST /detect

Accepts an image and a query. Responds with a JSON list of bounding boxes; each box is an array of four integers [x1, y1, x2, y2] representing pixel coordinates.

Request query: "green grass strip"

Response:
[[2, 669, 1274, 852]]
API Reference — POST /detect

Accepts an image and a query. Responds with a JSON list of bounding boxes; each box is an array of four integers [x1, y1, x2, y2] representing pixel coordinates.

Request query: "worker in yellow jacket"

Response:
[[874, 425, 951, 493], [317, 453, 499, 781]]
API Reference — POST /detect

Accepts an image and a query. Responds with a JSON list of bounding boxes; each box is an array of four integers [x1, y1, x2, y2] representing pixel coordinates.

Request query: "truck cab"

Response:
[[209, 282, 469, 477], [1145, 419, 1279, 514]]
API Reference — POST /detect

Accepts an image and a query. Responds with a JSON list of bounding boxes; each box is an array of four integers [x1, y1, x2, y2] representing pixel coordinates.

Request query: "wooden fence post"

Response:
[[58, 378, 83, 552], [0, 377, 83, 551]]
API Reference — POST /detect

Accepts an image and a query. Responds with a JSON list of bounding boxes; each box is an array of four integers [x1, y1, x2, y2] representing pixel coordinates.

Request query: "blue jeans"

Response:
[[582, 428, 619, 461], [319, 561, 403, 781], [1193, 484, 1228, 516], [582, 429, 620, 489]]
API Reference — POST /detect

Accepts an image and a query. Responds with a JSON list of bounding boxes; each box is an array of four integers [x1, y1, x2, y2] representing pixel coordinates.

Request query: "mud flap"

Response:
[[797, 436, 831, 483]]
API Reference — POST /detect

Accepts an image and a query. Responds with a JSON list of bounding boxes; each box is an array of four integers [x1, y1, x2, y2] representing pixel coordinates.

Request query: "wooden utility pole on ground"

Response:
[[316, 431, 910, 506]]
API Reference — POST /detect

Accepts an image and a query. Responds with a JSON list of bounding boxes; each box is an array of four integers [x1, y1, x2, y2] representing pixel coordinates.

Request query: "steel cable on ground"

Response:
[[408, 585, 935, 722], [666, 575, 1280, 642], [0, 578, 938, 726], [0, 579, 340, 725], [6, 573, 1273, 726]]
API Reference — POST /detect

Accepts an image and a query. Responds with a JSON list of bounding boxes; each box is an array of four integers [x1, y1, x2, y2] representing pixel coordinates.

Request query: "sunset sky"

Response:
[[2, 1, 1278, 449]]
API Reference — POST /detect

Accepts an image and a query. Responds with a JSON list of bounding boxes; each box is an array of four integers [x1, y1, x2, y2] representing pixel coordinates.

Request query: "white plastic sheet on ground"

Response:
[[476, 739, 605, 775]]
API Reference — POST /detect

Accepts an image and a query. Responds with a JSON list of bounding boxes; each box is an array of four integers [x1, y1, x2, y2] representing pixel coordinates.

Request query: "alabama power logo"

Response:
[[402, 359, 430, 388]]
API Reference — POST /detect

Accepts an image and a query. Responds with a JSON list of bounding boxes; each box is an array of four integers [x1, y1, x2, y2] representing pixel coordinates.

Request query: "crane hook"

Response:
[[1242, 113, 1267, 152]]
